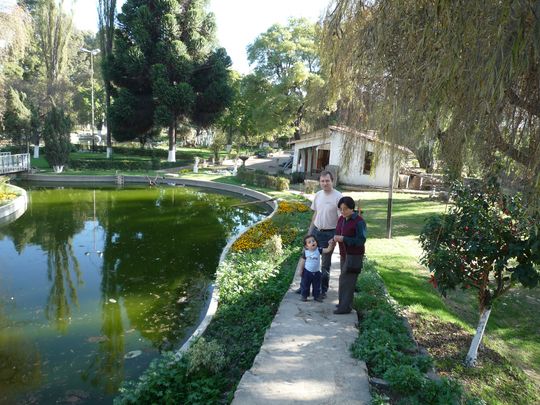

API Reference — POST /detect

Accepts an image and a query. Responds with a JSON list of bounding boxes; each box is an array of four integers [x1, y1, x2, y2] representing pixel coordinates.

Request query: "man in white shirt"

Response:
[[296, 171, 342, 298]]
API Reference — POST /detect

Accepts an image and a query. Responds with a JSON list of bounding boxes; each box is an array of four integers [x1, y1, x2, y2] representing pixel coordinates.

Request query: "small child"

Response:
[[298, 234, 335, 302]]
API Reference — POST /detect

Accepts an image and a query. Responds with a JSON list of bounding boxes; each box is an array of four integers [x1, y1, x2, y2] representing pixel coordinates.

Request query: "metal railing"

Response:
[[0, 153, 31, 174]]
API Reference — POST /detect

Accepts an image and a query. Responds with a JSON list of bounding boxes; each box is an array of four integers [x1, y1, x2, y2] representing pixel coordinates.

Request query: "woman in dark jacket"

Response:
[[332, 196, 367, 314]]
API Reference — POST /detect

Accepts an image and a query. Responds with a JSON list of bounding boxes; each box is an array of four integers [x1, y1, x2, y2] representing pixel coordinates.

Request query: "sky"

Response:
[[3, 0, 331, 73]]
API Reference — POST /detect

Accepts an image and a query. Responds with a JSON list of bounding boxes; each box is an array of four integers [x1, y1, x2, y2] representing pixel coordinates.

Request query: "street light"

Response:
[[80, 47, 100, 152]]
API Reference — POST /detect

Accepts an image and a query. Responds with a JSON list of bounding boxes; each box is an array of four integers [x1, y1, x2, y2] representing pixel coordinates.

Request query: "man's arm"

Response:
[[308, 210, 317, 235], [321, 239, 336, 254]]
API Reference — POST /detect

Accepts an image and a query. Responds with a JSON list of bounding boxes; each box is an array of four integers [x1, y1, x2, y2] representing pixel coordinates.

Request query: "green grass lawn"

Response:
[[347, 191, 540, 404]]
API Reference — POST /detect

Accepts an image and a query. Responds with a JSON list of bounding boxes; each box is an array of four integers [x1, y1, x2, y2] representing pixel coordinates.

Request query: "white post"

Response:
[[465, 307, 492, 367], [193, 156, 199, 173]]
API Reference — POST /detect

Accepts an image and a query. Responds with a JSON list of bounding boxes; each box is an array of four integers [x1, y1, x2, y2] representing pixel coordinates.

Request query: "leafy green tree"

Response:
[[246, 18, 322, 140], [34, 0, 73, 100], [30, 0, 74, 157], [216, 72, 258, 146], [1, 88, 32, 150], [322, 0, 540, 208], [42, 106, 71, 172], [420, 179, 540, 366]]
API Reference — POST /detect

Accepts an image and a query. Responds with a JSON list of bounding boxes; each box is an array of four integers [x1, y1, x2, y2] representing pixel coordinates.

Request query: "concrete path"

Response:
[[232, 251, 371, 405]]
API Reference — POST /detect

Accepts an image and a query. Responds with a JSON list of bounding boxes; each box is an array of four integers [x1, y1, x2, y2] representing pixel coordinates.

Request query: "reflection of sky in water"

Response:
[[0, 185, 267, 404]]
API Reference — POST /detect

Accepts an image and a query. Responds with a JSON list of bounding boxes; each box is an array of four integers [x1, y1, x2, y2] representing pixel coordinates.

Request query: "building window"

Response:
[[363, 151, 373, 174]]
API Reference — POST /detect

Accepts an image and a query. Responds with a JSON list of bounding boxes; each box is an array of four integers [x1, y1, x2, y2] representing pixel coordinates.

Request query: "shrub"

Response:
[[384, 365, 425, 395], [290, 171, 305, 184], [263, 234, 283, 259], [236, 169, 289, 191], [186, 338, 227, 375], [69, 159, 152, 171], [304, 179, 318, 193], [353, 261, 476, 403]]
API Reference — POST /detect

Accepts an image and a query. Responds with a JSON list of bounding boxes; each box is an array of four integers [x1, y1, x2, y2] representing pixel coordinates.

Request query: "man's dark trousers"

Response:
[[313, 228, 336, 295]]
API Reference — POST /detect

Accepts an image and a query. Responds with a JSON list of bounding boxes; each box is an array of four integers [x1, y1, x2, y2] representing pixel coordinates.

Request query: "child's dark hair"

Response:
[[303, 234, 316, 245]]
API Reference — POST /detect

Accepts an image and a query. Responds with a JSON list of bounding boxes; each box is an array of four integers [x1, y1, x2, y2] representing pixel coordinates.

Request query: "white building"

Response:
[[291, 126, 411, 187]]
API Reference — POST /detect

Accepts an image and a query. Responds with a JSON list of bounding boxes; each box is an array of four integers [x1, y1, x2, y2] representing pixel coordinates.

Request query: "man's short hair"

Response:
[[319, 170, 333, 181]]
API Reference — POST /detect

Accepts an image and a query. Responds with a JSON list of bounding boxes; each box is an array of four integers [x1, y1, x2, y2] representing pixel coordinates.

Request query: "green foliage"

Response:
[[42, 107, 71, 167], [383, 365, 424, 395], [322, 0, 540, 206], [262, 234, 283, 259], [236, 168, 290, 191], [185, 338, 227, 376], [1, 87, 32, 146], [420, 180, 540, 310], [353, 261, 475, 403], [245, 18, 323, 140], [290, 171, 305, 184]]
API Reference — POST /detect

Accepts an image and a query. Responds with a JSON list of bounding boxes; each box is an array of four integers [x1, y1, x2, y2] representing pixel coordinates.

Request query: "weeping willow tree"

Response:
[[321, 0, 540, 366], [321, 0, 540, 211]]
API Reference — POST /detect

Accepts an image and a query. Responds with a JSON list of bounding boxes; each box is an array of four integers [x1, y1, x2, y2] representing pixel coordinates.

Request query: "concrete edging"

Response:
[[0, 184, 28, 226], [16, 173, 278, 355]]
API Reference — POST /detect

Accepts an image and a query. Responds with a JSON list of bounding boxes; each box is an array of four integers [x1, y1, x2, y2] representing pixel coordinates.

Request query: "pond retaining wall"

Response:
[[0, 184, 28, 226]]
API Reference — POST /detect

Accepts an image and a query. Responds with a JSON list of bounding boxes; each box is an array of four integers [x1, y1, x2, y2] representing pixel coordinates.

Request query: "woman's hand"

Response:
[[334, 235, 344, 243]]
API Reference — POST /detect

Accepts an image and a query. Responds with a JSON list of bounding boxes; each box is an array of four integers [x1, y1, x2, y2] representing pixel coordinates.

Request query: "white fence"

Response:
[[0, 153, 31, 174]]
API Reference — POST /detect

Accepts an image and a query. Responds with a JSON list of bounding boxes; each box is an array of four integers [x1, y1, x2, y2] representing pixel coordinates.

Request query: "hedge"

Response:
[[236, 169, 289, 191]]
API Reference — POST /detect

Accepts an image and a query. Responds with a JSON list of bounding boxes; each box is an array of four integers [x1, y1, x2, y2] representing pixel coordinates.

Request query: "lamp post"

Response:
[[80, 47, 100, 152]]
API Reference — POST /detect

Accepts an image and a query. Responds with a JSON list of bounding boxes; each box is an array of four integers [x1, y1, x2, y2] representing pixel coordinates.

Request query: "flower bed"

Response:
[[231, 201, 309, 252], [0, 190, 17, 205]]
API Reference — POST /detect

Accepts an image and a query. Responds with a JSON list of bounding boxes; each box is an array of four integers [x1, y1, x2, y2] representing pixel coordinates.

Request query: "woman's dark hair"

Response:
[[337, 196, 355, 210]]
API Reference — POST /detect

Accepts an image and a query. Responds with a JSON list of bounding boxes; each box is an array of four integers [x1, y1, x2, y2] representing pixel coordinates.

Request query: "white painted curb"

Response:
[[0, 184, 28, 225]]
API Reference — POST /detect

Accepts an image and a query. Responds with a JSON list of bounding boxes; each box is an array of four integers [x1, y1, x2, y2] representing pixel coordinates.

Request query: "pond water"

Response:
[[0, 184, 268, 404]]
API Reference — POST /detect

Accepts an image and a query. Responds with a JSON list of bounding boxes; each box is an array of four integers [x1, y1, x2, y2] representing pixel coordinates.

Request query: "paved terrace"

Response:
[[232, 251, 371, 405]]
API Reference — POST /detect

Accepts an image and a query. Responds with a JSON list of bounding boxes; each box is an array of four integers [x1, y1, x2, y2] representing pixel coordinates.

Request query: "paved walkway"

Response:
[[232, 251, 371, 405]]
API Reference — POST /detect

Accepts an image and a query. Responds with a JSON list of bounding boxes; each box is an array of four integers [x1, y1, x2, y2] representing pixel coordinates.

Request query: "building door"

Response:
[[316, 149, 330, 172]]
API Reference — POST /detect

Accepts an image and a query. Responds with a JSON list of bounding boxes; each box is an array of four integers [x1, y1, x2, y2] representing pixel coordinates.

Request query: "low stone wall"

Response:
[[0, 184, 28, 226], [16, 173, 278, 353]]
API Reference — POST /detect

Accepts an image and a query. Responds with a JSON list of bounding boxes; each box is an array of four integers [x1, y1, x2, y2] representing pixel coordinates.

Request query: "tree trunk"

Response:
[[167, 122, 176, 162], [465, 306, 492, 367], [386, 145, 395, 239], [106, 95, 112, 158]]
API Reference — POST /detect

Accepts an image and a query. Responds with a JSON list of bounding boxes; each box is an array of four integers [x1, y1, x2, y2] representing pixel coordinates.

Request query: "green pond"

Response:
[[0, 184, 268, 404]]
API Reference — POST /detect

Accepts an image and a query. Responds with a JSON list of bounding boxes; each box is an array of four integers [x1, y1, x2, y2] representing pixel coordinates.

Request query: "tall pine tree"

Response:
[[110, 0, 232, 161]]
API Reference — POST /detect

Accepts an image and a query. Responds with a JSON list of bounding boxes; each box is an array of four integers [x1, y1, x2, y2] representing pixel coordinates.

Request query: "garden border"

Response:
[[15, 173, 278, 354], [0, 184, 28, 225]]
